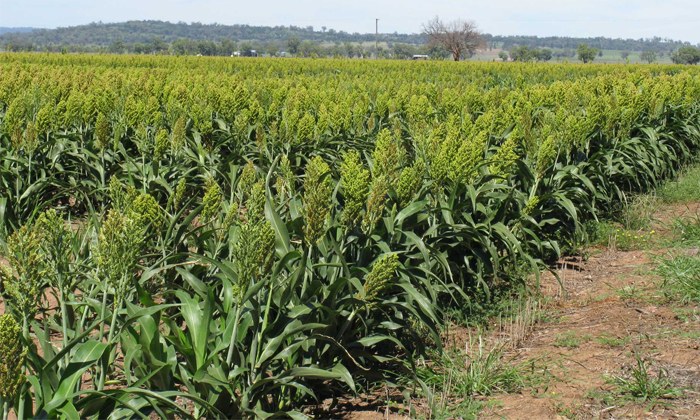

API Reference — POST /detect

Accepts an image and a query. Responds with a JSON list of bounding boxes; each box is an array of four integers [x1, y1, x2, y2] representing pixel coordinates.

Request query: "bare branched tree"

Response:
[[422, 16, 482, 61]]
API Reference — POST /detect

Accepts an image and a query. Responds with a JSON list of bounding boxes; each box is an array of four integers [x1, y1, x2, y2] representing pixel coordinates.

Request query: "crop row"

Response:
[[0, 54, 699, 418]]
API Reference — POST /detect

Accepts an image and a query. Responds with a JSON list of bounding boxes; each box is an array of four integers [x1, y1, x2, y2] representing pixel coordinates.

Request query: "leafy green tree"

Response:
[[395, 43, 415, 58], [287, 37, 300, 54], [509, 45, 532, 62], [150, 37, 168, 53], [620, 50, 630, 60], [420, 42, 450, 59], [577, 44, 599, 63], [343, 42, 356, 58], [265, 43, 278, 57], [392, 43, 416, 59], [239, 42, 254, 57], [172, 38, 196, 55], [197, 40, 217, 56], [299, 40, 319, 57], [219, 38, 237, 56], [640, 50, 657, 64], [109, 37, 125, 54], [671, 46, 700, 64], [535, 48, 552, 62], [498, 51, 508, 61], [509, 46, 551, 62], [132, 43, 148, 54]]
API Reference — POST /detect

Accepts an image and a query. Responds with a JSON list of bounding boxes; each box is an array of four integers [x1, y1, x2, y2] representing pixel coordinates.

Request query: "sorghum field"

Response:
[[1, 53, 700, 419]]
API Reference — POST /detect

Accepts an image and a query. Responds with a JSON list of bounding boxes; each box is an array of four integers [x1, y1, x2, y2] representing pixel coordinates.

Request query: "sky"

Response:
[[1, 0, 699, 44]]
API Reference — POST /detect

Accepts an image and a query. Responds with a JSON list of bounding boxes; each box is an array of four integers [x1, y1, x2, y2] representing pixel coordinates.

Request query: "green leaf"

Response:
[[43, 341, 110, 414], [177, 290, 212, 370]]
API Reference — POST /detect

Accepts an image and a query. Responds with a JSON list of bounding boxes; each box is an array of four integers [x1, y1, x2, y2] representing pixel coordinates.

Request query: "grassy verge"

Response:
[[410, 335, 551, 419], [657, 163, 700, 204]]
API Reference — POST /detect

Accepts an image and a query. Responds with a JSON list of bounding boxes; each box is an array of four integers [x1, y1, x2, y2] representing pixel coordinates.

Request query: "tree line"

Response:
[[0, 20, 424, 50], [4, 36, 453, 59], [486, 34, 696, 54], [3, 20, 699, 57]]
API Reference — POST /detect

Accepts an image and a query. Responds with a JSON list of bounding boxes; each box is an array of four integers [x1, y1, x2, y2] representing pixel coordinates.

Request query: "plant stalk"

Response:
[[27, 153, 32, 186], [98, 283, 108, 342], [98, 293, 122, 390], [59, 278, 69, 350], [226, 304, 243, 368], [17, 387, 25, 420]]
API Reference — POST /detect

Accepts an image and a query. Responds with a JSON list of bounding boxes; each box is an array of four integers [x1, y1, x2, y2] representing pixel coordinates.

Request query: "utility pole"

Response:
[[375, 18, 379, 59]]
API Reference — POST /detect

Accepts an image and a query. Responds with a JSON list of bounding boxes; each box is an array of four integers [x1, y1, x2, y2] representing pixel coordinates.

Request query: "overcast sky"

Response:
[[1, 0, 699, 43]]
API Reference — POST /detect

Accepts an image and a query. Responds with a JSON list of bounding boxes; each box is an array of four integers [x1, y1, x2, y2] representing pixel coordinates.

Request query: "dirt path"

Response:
[[481, 202, 700, 419], [481, 247, 700, 419]]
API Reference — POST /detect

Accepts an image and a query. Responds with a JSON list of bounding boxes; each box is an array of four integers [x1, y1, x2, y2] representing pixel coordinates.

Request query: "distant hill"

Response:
[[0, 20, 696, 55], [0, 20, 424, 47], [0, 27, 41, 35]]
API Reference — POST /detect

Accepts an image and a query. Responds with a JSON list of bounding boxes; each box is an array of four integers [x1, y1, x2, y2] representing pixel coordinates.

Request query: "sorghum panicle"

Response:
[[95, 113, 110, 150], [340, 150, 370, 227], [396, 158, 425, 208], [171, 177, 187, 212], [362, 175, 389, 235], [154, 128, 170, 161], [238, 160, 258, 203], [302, 156, 332, 245], [96, 209, 145, 294], [171, 115, 186, 153], [201, 176, 222, 223], [2, 225, 45, 318], [361, 254, 399, 301], [0, 314, 27, 402]]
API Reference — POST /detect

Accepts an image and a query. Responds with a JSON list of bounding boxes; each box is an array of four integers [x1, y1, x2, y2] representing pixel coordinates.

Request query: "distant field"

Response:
[[469, 48, 673, 64]]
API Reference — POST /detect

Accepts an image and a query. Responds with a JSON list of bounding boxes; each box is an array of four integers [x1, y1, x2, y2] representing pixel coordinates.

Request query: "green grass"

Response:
[[443, 282, 535, 329], [657, 164, 700, 203], [607, 282, 646, 301], [670, 216, 700, 247], [656, 253, 700, 304], [414, 336, 550, 418], [620, 194, 658, 230], [586, 388, 620, 407], [606, 351, 684, 402], [418, 398, 483, 420], [583, 162, 700, 251], [554, 331, 591, 348], [671, 306, 700, 323], [678, 330, 700, 339], [418, 340, 525, 396], [597, 333, 631, 348], [583, 195, 658, 251]]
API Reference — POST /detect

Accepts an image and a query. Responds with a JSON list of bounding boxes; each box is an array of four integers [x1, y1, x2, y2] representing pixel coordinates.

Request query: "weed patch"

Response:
[[657, 164, 700, 203], [597, 333, 631, 348], [554, 331, 591, 348], [606, 351, 684, 402], [656, 253, 700, 303]]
